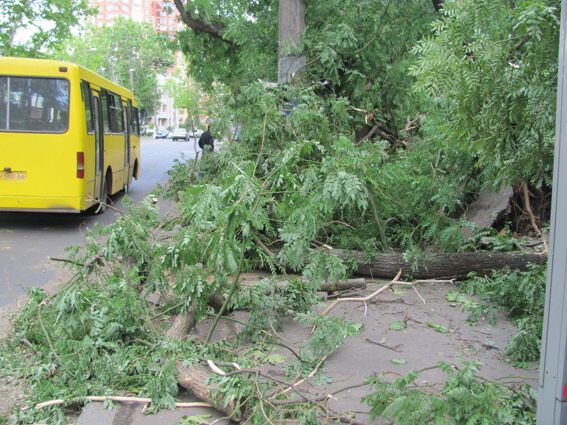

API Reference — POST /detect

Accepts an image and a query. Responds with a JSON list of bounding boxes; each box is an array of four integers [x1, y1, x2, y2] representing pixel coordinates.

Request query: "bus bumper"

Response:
[[0, 196, 83, 213]]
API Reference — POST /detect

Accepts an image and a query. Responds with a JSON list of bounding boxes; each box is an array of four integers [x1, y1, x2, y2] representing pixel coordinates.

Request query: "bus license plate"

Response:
[[0, 172, 26, 181]]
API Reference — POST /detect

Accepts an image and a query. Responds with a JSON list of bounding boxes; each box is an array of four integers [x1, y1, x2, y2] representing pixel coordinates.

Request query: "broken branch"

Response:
[[34, 396, 212, 410], [321, 270, 402, 316]]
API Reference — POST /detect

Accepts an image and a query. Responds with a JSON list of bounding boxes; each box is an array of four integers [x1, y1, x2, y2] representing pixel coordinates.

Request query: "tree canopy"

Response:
[[53, 18, 174, 115], [413, 0, 560, 188], [0, 0, 93, 57]]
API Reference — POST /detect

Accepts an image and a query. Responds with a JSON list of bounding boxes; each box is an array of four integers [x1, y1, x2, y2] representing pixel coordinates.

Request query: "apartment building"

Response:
[[89, 0, 179, 36]]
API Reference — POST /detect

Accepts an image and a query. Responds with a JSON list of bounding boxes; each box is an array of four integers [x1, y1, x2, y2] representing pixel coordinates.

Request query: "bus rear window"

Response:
[[0, 76, 70, 133]]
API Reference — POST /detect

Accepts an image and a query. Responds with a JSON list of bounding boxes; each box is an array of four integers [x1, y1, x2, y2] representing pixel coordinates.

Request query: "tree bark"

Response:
[[173, 0, 236, 47], [166, 303, 199, 340], [331, 249, 546, 280], [177, 362, 244, 421]]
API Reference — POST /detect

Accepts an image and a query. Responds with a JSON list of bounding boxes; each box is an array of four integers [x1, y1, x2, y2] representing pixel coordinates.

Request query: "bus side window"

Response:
[[100, 90, 111, 134], [81, 81, 94, 134], [109, 93, 123, 134], [126, 100, 133, 134], [132, 107, 140, 136]]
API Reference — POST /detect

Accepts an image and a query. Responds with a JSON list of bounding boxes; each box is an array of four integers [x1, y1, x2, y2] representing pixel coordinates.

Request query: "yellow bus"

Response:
[[0, 57, 140, 213]]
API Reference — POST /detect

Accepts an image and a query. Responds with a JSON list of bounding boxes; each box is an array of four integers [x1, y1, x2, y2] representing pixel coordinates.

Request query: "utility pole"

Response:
[[537, 1, 567, 423], [278, 0, 306, 84]]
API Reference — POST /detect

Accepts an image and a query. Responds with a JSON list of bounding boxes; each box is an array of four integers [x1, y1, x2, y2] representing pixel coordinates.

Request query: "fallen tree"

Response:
[[331, 249, 547, 280]]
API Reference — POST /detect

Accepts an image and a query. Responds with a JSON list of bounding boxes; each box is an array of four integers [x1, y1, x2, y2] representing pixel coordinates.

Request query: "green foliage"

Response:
[[412, 0, 560, 188], [180, 414, 212, 425], [53, 18, 174, 114], [303, 0, 437, 134], [177, 0, 278, 89], [363, 362, 536, 425], [10, 271, 180, 424], [0, 0, 93, 57], [461, 265, 547, 361], [178, 0, 436, 140], [164, 73, 204, 130], [460, 227, 527, 253], [162, 83, 480, 259]]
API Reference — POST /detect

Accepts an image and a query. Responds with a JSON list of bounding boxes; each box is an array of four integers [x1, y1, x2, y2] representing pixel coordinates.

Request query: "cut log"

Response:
[[331, 249, 546, 280], [177, 362, 244, 422], [462, 186, 514, 240]]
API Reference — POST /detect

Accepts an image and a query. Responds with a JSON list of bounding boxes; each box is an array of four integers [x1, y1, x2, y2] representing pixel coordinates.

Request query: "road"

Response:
[[0, 138, 197, 307]]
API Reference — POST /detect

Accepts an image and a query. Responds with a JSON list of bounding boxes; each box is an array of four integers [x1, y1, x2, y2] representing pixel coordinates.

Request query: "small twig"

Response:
[[254, 235, 274, 257], [34, 396, 212, 410], [277, 355, 328, 398], [48, 257, 84, 267], [92, 197, 124, 215], [397, 279, 455, 285], [321, 270, 402, 316], [254, 373, 276, 425], [412, 285, 426, 304], [331, 382, 369, 396], [48, 255, 104, 271], [207, 360, 227, 376], [206, 314, 304, 362], [523, 184, 542, 237], [206, 244, 246, 343], [37, 301, 62, 364], [365, 337, 402, 353]]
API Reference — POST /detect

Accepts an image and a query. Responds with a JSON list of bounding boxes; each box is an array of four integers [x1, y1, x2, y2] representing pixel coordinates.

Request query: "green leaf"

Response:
[[391, 358, 407, 365], [264, 353, 286, 365], [427, 322, 451, 334], [389, 320, 407, 331], [181, 414, 212, 425], [312, 373, 334, 385]]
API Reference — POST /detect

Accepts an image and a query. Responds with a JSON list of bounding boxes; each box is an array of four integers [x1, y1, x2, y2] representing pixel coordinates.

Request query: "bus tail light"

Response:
[[77, 152, 85, 178]]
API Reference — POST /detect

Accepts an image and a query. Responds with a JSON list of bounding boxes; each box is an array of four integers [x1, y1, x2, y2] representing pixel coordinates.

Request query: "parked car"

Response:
[[170, 129, 188, 141], [156, 129, 169, 139]]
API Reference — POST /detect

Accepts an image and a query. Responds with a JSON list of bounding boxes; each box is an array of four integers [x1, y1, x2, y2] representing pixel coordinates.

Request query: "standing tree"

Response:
[[0, 0, 93, 57], [53, 18, 174, 115], [174, 0, 438, 139]]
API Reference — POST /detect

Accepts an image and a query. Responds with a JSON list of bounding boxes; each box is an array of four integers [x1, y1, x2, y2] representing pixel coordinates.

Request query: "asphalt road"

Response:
[[0, 138, 198, 307]]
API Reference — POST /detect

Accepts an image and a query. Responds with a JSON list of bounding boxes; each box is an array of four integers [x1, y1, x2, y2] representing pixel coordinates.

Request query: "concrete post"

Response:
[[537, 1, 567, 423], [278, 0, 306, 84]]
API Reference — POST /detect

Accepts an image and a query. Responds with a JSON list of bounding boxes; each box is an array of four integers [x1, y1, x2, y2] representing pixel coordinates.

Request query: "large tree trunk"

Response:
[[177, 362, 244, 422], [331, 250, 546, 280]]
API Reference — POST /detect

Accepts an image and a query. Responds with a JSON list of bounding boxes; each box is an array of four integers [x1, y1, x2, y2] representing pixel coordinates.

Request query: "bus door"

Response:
[[123, 100, 131, 189], [92, 94, 105, 202]]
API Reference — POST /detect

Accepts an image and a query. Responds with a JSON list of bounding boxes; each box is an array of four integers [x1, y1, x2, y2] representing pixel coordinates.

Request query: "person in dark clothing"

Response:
[[198, 125, 214, 155]]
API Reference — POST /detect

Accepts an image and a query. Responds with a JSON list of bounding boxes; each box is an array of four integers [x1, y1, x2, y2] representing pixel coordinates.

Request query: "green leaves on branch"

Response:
[[412, 0, 560, 188], [460, 265, 547, 362], [364, 362, 536, 425], [0, 0, 93, 57]]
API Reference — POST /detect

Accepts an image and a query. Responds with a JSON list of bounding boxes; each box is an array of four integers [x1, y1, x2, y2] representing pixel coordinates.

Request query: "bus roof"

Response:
[[0, 57, 136, 103]]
